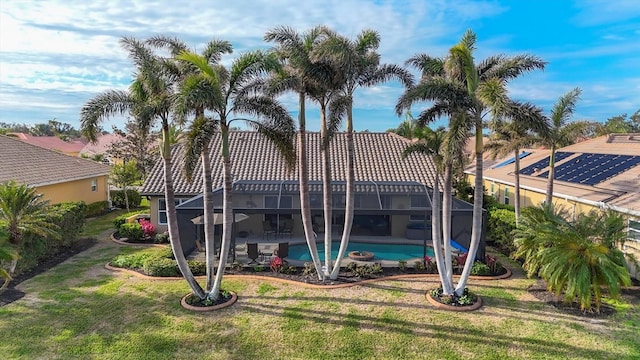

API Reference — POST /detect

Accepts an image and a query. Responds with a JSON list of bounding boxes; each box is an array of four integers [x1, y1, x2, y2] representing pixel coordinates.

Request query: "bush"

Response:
[[487, 208, 517, 256], [85, 201, 108, 218], [142, 257, 179, 277], [398, 259, 407, 271], [110, 249, 160, 269], [188, 260, 206, 275], [110, 189, 142, 209], [119, 223, 143, 242], [139, 219, 156, 238], [470, 261, 491, 276], [113, 210, 148, 229], [15, 201, 87, 274], [303, 262, 316, 276], [154, 232, 170, 244]]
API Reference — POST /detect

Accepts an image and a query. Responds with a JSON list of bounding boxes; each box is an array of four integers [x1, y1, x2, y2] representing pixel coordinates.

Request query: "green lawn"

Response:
[[1, 215, 638, 359]]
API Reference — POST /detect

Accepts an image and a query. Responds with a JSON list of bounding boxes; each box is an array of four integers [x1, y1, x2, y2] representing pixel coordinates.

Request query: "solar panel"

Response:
[[535, 153, 640, 186], [492, 151, 532, 169], [519, 152, 574, 175]]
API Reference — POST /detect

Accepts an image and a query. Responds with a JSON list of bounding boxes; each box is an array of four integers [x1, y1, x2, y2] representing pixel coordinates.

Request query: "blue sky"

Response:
[[1, 0, 638, 133]]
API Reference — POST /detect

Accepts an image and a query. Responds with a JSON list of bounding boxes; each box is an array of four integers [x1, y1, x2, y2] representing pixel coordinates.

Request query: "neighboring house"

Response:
[[141, 131, 485, 257], [79, 133, 125, 164], [10, 132, 87, 157], [466, 133, 640, 279], [0, 135, 111, 205]]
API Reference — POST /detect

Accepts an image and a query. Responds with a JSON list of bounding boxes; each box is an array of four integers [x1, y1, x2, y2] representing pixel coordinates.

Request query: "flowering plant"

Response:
[[485, 254, 498, 273], [138, 219, 156, 238], [270, 256, 283, 272]]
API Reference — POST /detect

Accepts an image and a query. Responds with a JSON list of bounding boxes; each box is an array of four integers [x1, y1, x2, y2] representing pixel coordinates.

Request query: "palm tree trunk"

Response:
[[161, 128, 205, 299], [545, 146, 556, 206], [201, 139, 216, 292], [211, 127, 233, 300], [513, 149, 521, 225], [298, 94, 323, 279], [331, 105, 355, 279], [441, 163, 454, 288], [320, 107, 333, 278], [455, 115, 484, 296], [1, 259, 18, 289], [431, 171, 453, 295]]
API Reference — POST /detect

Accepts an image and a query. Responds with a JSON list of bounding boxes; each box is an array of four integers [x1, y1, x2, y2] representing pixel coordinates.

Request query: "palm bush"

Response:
[[514, 204, 632, 312]]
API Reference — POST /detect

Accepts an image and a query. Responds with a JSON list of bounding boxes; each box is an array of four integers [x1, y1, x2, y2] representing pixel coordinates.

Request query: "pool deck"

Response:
[[190, 233, 435, 268]]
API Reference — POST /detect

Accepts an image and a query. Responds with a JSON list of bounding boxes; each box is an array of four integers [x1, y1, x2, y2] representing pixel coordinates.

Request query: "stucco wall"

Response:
[[38, 176, 109, 205]]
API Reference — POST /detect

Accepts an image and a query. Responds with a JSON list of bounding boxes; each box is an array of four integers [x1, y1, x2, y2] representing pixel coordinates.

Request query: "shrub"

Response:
[[188, 260, 206, 276], [229, 260, 243, 271], [142, 257, 179, 277], [138, 219, 156, 238], [398, 259, 407, 271], [119, 223, 143, 242], [154, 232, 169, 244], [113, 210, 147, 229], [487, 208, 517, 256], [85, 201, 108, 218], [413, 260, 426, 271], [110, 248, 162, 269], [280, 263, 298, 274], [110, 189, 142, 209], [253, 265, 265, 272], [303, 262, 316, 276], [346, 261, 358, 273], [470, 261, 491, 276]]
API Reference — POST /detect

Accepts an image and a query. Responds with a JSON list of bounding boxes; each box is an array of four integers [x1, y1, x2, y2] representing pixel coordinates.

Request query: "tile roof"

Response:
[[467, 133, 640, 215], [11, 133, 87, 154], [141, 131, 439, 196], [80, 133, 125, 157], [0, 135, 111, 187]]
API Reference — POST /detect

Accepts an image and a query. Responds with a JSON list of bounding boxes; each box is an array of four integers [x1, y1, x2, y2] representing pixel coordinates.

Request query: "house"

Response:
[[466, 133, 640, 279], [140, 131, 485, 257], [0, 135, 111, 205], [10, 132, 87, 157], [79, 133, 125, 164]]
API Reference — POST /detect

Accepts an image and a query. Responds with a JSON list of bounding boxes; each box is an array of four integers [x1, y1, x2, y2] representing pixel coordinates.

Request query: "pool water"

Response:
[[288, 242, 435, 262]]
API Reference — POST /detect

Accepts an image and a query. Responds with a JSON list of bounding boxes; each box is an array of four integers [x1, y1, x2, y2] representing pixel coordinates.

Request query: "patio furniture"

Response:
[[277, 242, 289, 259], [247, 243, 263, 264], [278, 219, 293, 239], [262, 220, 276, 240]]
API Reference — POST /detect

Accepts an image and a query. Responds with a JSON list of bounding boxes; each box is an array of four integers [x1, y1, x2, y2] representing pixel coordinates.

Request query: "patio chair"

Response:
[[247, 243, 263, 264], [279, 219, 293, 239], [262, 220, 276, 240], [277, 242, 289, 259]]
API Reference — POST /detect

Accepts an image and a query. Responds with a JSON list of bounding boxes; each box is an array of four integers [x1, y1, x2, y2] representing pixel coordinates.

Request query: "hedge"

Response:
[[85, 201, 109, 218], [119, 222, 144, 242], [110, 189, 142, 209], [487, 207, 517, 256]]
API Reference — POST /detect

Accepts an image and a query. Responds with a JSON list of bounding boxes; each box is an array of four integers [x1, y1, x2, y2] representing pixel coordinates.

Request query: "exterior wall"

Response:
[[37, 175, 109, 205]]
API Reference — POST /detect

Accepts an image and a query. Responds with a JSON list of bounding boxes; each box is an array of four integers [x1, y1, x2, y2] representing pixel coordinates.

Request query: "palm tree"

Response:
[[80, 36, 206, 299], [0, 181, 59, 288], [175, 48, 296, 300], [479, 80, 549, 224], [312, 29, 414, 279], [540, 88, 593, 206], [396, 29, 545, 295], [264, 25, 333, 278], [514, 205, 632, 312]]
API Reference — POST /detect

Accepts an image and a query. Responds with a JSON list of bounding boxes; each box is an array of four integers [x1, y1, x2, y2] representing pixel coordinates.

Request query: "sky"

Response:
[[1, 0, 639, 133]]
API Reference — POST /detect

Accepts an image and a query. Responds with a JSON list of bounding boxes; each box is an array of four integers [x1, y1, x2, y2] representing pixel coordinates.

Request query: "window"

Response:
[[158, 198, 187, 225], [355, 194, 379, 209], [91, 179, 97, 192], [504, 187, 510, 205], [264, 195, 293, 225], [410, 195, 429, 221], [490, 183, 495, 198], [628, 220, 640, 242]]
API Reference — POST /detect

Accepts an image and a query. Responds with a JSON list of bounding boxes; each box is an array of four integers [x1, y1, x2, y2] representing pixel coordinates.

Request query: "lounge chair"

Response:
[[277, 242, 289, 259], [247, 243, 262, 264]]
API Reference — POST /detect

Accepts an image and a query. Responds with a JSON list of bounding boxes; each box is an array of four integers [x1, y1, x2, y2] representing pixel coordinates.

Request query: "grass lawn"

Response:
[[1, 216, 638, 359]]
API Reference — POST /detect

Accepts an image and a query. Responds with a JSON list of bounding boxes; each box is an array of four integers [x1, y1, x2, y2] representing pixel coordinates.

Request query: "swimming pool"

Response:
[[288, 242, 435, 262]]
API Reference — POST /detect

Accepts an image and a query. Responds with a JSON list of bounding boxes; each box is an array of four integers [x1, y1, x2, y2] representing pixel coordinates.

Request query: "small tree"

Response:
[[110, 160, 141, 212], [0, 227, 19, 289]]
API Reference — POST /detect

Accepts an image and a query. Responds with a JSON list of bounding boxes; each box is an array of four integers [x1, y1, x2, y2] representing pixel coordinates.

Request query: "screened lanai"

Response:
[[174, 180, 484, 260]]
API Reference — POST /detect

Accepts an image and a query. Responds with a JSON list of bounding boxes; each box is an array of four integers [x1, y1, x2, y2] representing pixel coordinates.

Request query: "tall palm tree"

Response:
[[80, 36, 206, 299], [264, 26, 333, 278], [0, 181, 59, 288], [479, 80, 549, 224], [313, 29, 414, 279], [540, 88, 593, 206], [176, 48, 296, 300], [396, 29, 545, 295]]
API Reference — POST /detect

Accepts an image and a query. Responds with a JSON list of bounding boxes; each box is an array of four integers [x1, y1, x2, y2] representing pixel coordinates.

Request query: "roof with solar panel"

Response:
[[466, 133, 640, 214]]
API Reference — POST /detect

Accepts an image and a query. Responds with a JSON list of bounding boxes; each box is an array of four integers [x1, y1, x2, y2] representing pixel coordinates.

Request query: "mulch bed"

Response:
[[0, 238, 97, 307], [525, 279, 640, 318]]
